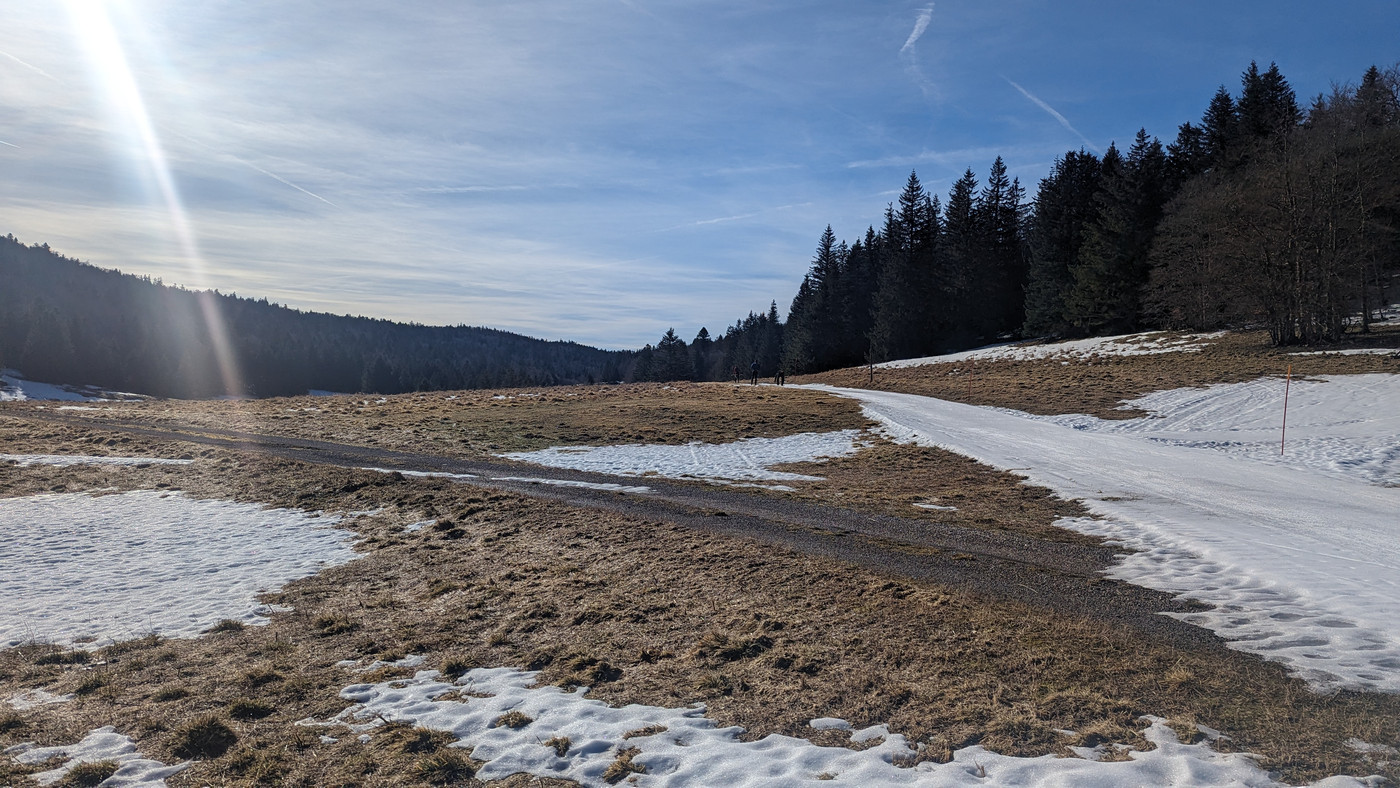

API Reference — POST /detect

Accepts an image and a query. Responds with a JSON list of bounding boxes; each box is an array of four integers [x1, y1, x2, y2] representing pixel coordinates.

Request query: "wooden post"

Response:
[[1280, 364, 1292, 455]]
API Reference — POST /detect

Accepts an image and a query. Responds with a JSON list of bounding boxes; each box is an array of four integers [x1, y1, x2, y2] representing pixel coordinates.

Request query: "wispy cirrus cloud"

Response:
[[1004, 77, 1100, 152]]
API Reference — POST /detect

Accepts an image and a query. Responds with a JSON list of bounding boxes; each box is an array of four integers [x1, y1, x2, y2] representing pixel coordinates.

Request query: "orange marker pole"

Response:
[[1280, 364, 1292, 455]]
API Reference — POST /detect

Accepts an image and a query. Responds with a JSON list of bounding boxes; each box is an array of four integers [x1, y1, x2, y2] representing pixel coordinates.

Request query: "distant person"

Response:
[[732, 365, 740, 384], [750, 361, 759, 385]]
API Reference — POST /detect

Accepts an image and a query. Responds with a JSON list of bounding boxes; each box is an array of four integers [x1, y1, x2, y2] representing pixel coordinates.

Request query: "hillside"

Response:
[[0, 235, 632, 399]]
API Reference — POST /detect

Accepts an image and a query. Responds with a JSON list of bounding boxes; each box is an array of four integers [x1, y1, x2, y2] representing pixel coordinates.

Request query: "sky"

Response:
[[2, 1, 1398, 349]]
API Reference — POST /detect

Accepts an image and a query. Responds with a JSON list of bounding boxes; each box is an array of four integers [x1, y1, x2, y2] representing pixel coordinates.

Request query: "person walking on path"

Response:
[[750, 361, 759, 385]]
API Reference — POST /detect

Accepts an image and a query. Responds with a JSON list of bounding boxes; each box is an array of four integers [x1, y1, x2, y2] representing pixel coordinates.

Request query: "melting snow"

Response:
[[328, 667, 1378, 787], [501, 430, 865, 484], [816, 375, 1400, 693], [876, 331, 1225, 369], [6, 726, 186, 786], [492, 476, 654, 494], [0, 491, 360, 648]]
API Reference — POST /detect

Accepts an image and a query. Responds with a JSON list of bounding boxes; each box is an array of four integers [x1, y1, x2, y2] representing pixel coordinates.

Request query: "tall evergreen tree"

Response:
[[1023, 149, 1102, 336], [1066, 135, 1170, 334]]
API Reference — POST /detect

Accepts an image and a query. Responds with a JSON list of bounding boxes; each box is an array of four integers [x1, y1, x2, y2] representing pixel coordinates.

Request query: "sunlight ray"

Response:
[[63, 0, 245, 396]]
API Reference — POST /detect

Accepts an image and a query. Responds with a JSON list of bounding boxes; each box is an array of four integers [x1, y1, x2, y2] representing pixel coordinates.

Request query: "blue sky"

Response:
[[2, 1, 1396, 349]]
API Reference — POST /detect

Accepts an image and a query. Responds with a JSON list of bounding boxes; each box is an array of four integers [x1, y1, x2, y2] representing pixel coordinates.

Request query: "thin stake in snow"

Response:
[[1280, 364, 1292, 455]]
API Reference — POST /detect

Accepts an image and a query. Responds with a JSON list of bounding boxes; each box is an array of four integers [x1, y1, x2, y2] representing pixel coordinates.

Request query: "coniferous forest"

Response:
[[0, 236, 630, 397], [638, 62, 1400, 381]]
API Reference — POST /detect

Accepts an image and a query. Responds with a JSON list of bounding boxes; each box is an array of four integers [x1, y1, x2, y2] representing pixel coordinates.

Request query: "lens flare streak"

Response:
[[64, 0, 245, 396]]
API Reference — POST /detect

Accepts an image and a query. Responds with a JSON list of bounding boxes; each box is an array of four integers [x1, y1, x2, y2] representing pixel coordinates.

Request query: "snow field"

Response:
[[5, 727, 186, 786], [1043, 374, 1400, 487], [323, 667, 1377, 787], [502, 429, 867, 486], [817, 375, 1400, 693], [875, 331, 1226, 369], [0, 490, 360, 648]]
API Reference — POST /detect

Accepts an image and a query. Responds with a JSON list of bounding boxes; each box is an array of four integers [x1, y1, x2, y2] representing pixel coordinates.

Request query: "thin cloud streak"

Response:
[[900, 6, 934, 54], [237, 158, 338, 207], [0, 140, 19, 149], [0, 48, 57, 80], [1004, 77, 1101, 153]]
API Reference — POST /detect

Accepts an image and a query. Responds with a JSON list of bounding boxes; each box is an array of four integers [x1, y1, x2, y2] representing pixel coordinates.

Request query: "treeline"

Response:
[[636, 61, 1400, 381], [0, 236, 631, 397]]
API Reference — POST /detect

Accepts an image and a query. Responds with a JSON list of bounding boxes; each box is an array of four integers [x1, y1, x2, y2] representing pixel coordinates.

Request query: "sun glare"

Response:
[[63, 0, 245, 396]]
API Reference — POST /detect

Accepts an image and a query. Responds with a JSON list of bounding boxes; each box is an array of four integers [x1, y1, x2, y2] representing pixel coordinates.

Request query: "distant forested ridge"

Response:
[[637, 61, 1400, 381], [0, 236, 631, 398]]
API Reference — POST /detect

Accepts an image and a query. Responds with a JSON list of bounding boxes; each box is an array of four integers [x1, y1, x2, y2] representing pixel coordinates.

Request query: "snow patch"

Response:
[[6, 688, 73, 710], [6, 726, 186, 786], [0, 491, 360, 649], [501, 430, 866, 485], [325, 668, 1378, 787], [492, 476, 653, 494], [876, 331, 1225, 369]]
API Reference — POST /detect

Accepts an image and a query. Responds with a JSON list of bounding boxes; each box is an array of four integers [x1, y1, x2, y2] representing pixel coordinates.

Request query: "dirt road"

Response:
[[8, 409, 1217, 648]]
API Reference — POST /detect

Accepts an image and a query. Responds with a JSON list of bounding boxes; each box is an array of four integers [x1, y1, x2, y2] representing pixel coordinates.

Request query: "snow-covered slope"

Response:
[[814, 375, 1400, 693]]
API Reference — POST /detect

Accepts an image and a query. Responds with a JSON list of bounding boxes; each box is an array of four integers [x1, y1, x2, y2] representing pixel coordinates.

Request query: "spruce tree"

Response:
[[1024, 149, 1102, 336]]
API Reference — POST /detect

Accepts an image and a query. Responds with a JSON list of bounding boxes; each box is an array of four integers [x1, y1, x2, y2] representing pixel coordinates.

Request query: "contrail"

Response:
[[173, 130, 339, 207], [239, 159, 338, 207], [0, 49, 57, 80], [900, 5, 934, 54], [1004, 77, 1100, 152], [899, 6, 937, 101], [0, 139, 19, 149]]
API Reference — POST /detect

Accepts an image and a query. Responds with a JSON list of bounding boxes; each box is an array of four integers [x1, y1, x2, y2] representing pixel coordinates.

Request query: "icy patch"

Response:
[[359, 466, 478, 480], [501, 430, 865, 485], [493, 476, 654, 494], [326, 668, 1377, 787], [404, 519, 434, 532], [6, 688, 73, 710], [1290, 348, 1400, 356], [6, 726, 187, 786], [913, 503, 958, 511], [0, 491, 360, 648], [877, 331, 1225, 369], [817, 383, 1400, 693], [1, 454, 193, 468]]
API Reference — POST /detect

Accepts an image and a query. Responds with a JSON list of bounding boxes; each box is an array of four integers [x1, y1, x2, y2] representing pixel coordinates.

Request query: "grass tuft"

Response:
[[60, 760, 120, 787], [493, 710, 532, 729], [152, 685, 189, 702], [35, 649, 90, 666], [545, 735, 571, 757], [228, 699, 274, 720], [171, 716, 238, 759], [414, 751, 477, 784], [204, 619, 245, 634], [602, 746, 646, 784]]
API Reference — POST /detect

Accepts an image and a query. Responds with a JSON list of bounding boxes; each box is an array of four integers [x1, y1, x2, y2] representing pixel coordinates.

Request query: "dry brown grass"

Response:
[[16, 380, 868, 459], [800, 327, 1400, 417], [2, 428, 1397, 785]]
